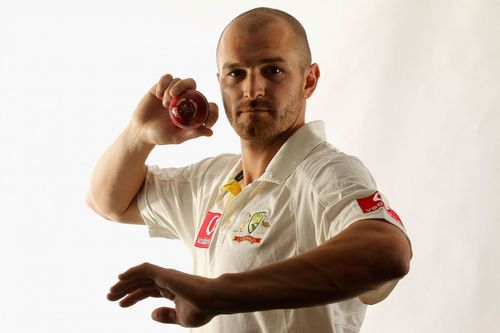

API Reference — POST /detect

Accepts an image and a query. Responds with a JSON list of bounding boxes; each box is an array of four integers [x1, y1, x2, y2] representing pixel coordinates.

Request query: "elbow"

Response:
[[381, 234, 412, 281], [394, 233, 412, 278], [85, 193, 98, 214], [86, 192, 141, 224], [85, 193, 114, 221], [389, 252, 410, 281], [358, 237, 411, 305]]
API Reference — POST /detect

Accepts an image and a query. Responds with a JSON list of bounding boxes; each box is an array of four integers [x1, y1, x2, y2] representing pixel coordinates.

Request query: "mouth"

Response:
[[235, 99, 275, 115], [243, 109, 268, 113], [238, 108, 272, 114]]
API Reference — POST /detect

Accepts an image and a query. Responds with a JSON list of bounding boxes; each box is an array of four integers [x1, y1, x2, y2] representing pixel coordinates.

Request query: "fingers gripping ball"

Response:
[[168, 90, 210, 129]]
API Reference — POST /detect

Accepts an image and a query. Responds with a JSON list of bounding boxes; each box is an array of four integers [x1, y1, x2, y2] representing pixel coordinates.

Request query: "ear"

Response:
[[216, 72, 220, 83], [303, 63, 320, 99]]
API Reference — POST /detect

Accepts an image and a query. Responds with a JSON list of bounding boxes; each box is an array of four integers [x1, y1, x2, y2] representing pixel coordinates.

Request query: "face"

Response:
[[217, 19, 315, 144]]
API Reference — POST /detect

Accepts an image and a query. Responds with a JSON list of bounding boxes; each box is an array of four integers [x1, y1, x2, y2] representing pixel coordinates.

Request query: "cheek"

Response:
[[220, 84, 239, 105], [273, 85, 296, 106], [220, 89, 230, 108], [220, 89, 234, 118]]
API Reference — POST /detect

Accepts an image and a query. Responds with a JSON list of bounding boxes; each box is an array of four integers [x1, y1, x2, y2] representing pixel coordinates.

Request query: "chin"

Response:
[[236, 125, 278, 143]]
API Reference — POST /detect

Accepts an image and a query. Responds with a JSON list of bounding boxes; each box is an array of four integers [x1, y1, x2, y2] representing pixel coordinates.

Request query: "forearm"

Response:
[[88, 124, 154, 220], [213, 221, 410, 314]]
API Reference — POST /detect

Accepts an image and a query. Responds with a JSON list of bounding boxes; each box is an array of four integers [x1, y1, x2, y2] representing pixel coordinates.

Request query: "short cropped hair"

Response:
[[217, 7, 312, 70]]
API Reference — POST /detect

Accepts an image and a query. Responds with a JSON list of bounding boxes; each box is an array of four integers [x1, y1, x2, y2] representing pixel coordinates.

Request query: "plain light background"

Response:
[[1, 0, 499, 332]]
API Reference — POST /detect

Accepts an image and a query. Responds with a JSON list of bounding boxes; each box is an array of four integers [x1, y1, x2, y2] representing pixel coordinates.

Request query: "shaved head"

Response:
[[217, 7, 312, 70]]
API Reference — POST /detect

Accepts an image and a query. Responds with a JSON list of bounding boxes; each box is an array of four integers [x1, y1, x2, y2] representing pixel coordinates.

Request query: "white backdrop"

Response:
[[1, 0, 499, 332]]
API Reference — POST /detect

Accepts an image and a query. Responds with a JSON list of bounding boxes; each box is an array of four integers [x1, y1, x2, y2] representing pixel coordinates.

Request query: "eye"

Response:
[[228, 69, 245, 78], [263, 66, 283, 75]]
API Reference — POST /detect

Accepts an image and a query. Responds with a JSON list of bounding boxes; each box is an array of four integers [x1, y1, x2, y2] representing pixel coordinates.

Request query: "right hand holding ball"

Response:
[[168, 90, 210, 130]]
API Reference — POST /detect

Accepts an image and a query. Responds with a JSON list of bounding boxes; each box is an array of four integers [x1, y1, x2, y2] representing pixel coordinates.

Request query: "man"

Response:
[[87, 7, 412, 333]]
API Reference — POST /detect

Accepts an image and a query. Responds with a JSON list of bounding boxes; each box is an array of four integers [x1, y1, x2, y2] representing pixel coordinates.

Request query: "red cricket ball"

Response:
[[168, 90, 209, 129]]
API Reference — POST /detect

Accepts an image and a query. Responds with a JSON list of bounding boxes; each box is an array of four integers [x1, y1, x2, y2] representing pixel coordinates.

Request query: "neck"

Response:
[[239, 125, 302, 187], [240, 142, 279, 187]]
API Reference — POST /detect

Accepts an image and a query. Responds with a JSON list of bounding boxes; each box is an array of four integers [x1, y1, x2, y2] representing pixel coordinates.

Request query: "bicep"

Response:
[[351, 220, 412, 304], [331, 219, 412, 302], [113, 196, 145, 225], [335, 219, 411, 258], [87, 192, 145, 225]]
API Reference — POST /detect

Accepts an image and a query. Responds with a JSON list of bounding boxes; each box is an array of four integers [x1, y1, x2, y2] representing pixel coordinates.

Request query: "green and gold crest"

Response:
[[247, 211, 267, 234]]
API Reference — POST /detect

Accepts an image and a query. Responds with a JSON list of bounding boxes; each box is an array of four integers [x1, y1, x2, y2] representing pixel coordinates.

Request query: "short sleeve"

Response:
[[138, 165, 196, 240], [311, 153, 407, 241], [313, 155, 409, 304], [137, 154, 240, 244], [325, 190, 407, 237]]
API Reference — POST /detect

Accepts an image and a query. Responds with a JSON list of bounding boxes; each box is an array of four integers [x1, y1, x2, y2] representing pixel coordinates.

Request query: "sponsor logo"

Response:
[[386, 207, 402, 225], [357, 192, 385, 213], [194, 212, 221, 248], [357, 191, 403, 225]]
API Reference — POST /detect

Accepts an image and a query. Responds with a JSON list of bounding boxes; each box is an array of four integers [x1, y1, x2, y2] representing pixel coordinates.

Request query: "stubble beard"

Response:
[[223, 93, 303, 144]]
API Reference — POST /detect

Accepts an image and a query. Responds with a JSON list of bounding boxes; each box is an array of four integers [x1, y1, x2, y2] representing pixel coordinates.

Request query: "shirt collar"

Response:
[[259, 120, 327, 184], [220, 121, 327, 194]]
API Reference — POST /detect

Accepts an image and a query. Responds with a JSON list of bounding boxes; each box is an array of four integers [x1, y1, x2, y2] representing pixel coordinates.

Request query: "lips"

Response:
[[239, 108, 270, 113], [237, 109, 273, 118], [236, 99, 275, 113]]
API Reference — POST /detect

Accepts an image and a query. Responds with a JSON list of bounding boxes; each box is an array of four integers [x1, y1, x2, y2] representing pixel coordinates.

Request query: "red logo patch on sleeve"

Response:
[[194, 212, 222, 248], [357, 191, 386, 213], [357, 191, 403, 225], [386, 208, 402, 225]]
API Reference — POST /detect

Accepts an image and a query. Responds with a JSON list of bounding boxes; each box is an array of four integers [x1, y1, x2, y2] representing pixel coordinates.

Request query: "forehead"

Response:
[[217, 19, 298, 69]]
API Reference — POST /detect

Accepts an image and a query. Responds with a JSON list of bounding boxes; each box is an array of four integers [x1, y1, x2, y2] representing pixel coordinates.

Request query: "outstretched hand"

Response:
[[107, 262, 217, 327]]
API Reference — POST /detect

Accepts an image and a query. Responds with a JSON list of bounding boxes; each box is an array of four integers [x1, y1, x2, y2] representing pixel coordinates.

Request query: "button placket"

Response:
[[217, 185, 252, 244]]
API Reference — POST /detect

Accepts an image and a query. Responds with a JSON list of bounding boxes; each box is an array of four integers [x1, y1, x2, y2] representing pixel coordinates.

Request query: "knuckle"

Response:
[[170, 79, 183, 95], [160, 74, 173, 82]]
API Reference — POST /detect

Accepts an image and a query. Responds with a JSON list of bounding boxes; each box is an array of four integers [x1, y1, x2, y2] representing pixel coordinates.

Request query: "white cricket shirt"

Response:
[[138, 121, 407, 333]]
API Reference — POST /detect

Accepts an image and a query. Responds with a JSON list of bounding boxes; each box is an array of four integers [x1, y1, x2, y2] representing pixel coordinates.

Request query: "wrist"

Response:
[[124, 122, 155, 153], [210, 273, 245, 315]]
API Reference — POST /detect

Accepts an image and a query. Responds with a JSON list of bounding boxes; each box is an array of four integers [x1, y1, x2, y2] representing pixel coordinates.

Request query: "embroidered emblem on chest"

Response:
[[232, 211, 271, 244]]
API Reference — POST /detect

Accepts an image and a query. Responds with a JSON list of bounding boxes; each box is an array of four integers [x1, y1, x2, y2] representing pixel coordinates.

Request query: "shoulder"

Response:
[[197, 153, 240, 175], [147, 153, 240, 181], [301, 143, 373, 181], [293, 143, 377, 200]]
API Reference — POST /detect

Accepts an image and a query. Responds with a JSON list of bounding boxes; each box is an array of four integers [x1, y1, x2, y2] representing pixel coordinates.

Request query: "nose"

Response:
[[243, 72, 265, 100]]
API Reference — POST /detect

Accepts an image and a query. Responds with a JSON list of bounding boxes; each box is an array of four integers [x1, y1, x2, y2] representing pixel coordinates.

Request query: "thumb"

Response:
[[152, 307, 177, 324]]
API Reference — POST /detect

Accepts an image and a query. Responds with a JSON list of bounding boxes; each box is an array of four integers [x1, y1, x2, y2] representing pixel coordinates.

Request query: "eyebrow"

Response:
[[222, 57, 287, 71]]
